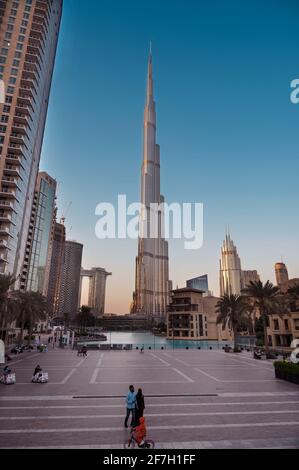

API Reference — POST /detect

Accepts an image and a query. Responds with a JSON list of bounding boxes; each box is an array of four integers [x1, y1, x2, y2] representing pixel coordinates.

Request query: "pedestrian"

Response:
[[124, 385, 137, 428], [135, 388, 145, 425]]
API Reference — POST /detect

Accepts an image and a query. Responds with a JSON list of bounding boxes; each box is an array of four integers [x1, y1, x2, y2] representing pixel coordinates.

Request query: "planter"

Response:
[[275, 366, 299, 385]]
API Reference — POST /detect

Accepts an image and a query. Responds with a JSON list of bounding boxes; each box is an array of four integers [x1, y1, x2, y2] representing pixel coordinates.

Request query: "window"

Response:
[[7, 86, 14, 94], [5, 33, 12, 40], [18, 36, 25, 42], [11, 68, 18, 76], [1, 116, 9, 123], [7, 24, 14, 32], [5, 96, 13, 103], [15, 52, 21, 59], [23, 13, 29, 19], [0, 125, 7, 133], [0, 136, 4, 144], [16, 43, 23, 51], [273, 319, 279, 330], [22, 20, 28, 27], [20, 28, 26, 34], [3, 105, 11, 113], [284, 319, 289, 330], [12, 60, 19, 67], [0, 66, 4, 73], [0, 57, 7, 64]]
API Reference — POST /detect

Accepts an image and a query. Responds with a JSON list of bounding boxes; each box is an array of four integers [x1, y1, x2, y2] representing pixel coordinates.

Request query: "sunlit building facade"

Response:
[[0, 0, 63, 283]]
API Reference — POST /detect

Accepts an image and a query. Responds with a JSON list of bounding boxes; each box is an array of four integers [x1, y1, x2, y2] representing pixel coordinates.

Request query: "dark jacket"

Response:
[[136, 393, 145, 416]]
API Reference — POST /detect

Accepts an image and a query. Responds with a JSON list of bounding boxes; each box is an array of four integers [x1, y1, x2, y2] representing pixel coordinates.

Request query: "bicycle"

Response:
[[123, 429, 155, 449]]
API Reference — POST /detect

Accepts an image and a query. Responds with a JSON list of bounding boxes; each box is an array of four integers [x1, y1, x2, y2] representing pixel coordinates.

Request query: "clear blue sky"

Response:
[[40, 0, 299, 312]]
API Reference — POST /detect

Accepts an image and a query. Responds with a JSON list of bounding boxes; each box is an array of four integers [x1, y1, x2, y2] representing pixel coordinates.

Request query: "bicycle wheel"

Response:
[[145, 440, 155, 449], [124, 439, 135, 449]]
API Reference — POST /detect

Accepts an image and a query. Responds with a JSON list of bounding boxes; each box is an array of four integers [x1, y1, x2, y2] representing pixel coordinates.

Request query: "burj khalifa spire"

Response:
[[131, 49, 170, 318]]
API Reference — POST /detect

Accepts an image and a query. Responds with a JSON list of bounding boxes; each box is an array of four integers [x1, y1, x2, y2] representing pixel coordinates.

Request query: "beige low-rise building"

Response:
[[267, 311, 299, 347], [267, 277, 299, 347], [166, 288, 232, 342]]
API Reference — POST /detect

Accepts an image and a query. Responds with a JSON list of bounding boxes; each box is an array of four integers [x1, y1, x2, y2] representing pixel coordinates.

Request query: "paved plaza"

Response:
[[0, 347, 299, 449]]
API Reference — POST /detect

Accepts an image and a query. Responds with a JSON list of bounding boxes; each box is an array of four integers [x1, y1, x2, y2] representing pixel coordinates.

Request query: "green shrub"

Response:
[[274, 361, 299, 377]]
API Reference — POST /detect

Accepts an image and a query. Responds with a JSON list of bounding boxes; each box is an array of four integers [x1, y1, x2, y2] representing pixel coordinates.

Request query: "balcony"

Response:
[[0, 201, 14, 211], [11, 123, 30, 138], [0, 214, 12, 223], [4, 166, 21, 178], [18, 95, 34, 109], [10, 133, 26, 146], [0, 253, 8, 263], [7, 143, 26, 156], [0, 239, 9, 248], [21, 77, 37, 95], [2, 177, 21, 191], [15, 103, 32, 117], [5, 155, 24, 168], [0, 226, 13, 237], [0, 189, 18, 201], [21, 73, 38, 88]]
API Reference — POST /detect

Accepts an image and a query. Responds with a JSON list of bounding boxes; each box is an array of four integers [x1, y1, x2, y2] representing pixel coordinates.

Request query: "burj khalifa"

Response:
[[131, 50, 170, 318]]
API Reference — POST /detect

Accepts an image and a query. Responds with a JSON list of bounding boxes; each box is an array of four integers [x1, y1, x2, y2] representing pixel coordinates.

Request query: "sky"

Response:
[[40, 0, 299, 313]]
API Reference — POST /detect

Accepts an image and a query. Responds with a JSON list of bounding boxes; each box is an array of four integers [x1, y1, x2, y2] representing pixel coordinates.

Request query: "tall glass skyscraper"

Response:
[[132, 51, 170, 318], [219, 233, 242, 296], [0, 0, 63, 283], [21, 171, 56, 295], [186, 275, 209, 294]]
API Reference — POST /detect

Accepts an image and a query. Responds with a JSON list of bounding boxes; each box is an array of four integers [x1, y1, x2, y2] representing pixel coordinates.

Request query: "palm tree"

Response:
[[242, 280, 288, 354], [216, 294, 252, 350], [15, 291, 47, 346], [0, 274, 18, 343]]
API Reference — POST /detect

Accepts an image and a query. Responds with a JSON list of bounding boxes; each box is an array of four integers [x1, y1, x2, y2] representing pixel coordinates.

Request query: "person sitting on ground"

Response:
[[133, 416, 147, 448], [33, 365, 42, 380], [2, 366, 12, 384]]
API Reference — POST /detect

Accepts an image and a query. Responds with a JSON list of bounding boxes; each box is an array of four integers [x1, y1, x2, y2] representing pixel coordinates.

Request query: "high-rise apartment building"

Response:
[[20, 171, 56, 294], [219, 233, 242, 296], [57, 240, 83, 319], [46, 219, 65, 317], [275, 262, 289, 287], [241, 270, 260, 289], [132, 51, 170, 318], [0, 0, 62, 282]]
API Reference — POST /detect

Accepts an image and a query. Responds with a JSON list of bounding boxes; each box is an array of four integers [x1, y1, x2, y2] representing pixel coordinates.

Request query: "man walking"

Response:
[[124, 385, 137, 428]]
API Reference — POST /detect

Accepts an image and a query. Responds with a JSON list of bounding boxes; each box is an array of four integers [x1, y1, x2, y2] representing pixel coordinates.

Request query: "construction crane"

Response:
[[60, 201, 72, 226]]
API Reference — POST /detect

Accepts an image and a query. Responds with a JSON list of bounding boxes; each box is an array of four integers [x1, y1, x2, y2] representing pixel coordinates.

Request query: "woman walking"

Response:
[[135, 388, 145, 426]]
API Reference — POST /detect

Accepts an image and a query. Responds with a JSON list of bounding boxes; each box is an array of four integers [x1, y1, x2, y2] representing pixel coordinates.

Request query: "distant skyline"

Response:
[[40, 0, 299, 313]]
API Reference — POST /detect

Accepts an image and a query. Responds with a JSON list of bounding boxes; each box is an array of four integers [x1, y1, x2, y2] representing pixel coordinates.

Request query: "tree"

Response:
[[14, 291, 47, 346], [216, 294, 252, 350], [287, 283, 299, 312], [76, 306, 95, 333], [0, 274, 18, 343], [242, 280, 288, 354]]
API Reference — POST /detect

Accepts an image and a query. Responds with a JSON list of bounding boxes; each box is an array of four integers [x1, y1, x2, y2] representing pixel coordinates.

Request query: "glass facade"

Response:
[[23, 172, 56, 295], [186, 274, 209, 294]]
